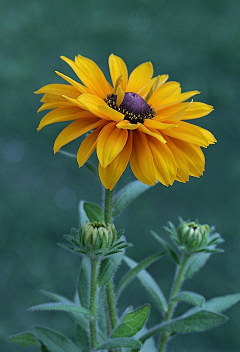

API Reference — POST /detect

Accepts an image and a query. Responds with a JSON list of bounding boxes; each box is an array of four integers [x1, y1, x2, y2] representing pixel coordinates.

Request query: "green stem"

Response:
[[158, 254, 190, 352], [104, 188, 120, 352], [90, 257, 99, 350]]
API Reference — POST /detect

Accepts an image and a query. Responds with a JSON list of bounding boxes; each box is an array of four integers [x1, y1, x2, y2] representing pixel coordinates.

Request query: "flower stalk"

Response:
[[158, 253, 190, 352], [90, 257, 99, 350]]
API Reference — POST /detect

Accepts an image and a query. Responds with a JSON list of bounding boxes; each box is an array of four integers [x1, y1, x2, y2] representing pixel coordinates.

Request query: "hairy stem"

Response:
[[158, 254, 190, 352], [90, 257, 99, 350]]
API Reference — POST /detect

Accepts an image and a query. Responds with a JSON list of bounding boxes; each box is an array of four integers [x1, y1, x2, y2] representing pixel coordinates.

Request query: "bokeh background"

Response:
[[1, 0, 240, 351]]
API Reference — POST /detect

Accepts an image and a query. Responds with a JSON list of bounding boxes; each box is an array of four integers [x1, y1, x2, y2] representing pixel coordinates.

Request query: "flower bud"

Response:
[[177, 221, 210, 252], [81, 221, 116, 251]]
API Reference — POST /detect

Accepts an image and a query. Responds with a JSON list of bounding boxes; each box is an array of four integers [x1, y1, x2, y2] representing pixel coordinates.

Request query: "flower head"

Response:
[[36, 54, 216, 190]]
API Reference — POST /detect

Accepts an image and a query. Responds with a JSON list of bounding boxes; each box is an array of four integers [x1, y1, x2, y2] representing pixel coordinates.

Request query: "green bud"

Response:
[[177, 221, 210, 252], [81, 221, 116, 251]]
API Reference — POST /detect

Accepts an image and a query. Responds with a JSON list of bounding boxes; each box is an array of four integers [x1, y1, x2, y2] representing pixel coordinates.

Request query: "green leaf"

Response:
[[150, 230, 180, 264], [120, 255, 168, 314], [139, 310, 227, 343], [187, 293, 240, 316], [113, 180, 151, 218], [117, 252, 165, 298], [98, 251, 124, 287], [96, 338, 141, 350], [83, 202, 104, 222], [8, 331, 40, 347], [159, 310, 227, 333], [78, 257, 91, 309], [172, 291, 205, 307], [111, 304, 150, 338], [40, 290, 88, 329], [34, 326, 80, 352], [78, 200, 89, 226], [28, 302, 91, 317], [184, 252, 211, 279]]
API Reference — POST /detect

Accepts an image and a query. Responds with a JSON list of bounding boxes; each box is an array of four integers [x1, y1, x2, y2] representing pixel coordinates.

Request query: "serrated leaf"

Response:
[[28, 302, 91, 317], [8, 331, 40, 347], [117, 252, 165, 298], [172, 291, 205, 307], [96, 338, 141, 350], [120, 255, 168, 314], [113, 180, 151, 218], [78, 257, 91, 309], [78, 200, 89, 227], [98, 252, 123, 287], [34, 326, 80, 352], [111, 304, 150, 338], [83, 202, 104, 222], [150, 230, 180, 264], [184, 252, 211, 279]]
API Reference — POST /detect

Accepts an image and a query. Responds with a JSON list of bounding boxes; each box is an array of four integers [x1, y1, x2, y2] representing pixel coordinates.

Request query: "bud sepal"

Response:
[[59, 221, 130, 258], [165, 218, 224, 254]]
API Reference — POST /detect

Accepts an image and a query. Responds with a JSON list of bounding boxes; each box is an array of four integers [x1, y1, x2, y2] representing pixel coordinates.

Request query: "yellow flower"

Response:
[[35, 54, 216, 190]]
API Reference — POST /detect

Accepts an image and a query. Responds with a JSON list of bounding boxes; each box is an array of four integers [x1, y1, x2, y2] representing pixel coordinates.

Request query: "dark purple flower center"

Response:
[[105, 92, 156, 124]]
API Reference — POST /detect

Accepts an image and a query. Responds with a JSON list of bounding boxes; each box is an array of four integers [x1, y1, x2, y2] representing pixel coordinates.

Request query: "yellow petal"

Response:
[[127, 62, 153, 94], [55, 71, 89, 94], [35, 84, 80, 98], [172, 138, 205, 176], [148, 136, 177, 186], [37, 100, 74, 112], [141, 75, 169, 98], [73, 55, 112, 99], [53, 118, 104, 153], [116, 120, 140, 130], [77, 127, 102, 167], [38, 107, 92, 131], [97, 122, 128, 167], [148, 81, 181, 105], [164, 136, 189, 183], [182, 102, 214, 120], [130, 130, 157, 185], [162, 121, 210, 147], [109, 54, 128, 91], [144, 119, 177, 131], [154, 91, 200, 111], [99, 131, 133, 190], [98, 105, 124, 122], [78, 94, 111, 120], [137, 123, 166, 143]]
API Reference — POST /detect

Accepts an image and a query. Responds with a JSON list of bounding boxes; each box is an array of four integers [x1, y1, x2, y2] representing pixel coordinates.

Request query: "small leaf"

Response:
[[122, 256, 168, 314], [28, 302, 92, 317], [78, 257, 91, 309], [41, 290, 72, 304], [34, 326, 80, 352], [117, 252, 165, 298], [184, 252, 211, 279], [98, 252, 124, 287], [96, 338, 141, 350], [172, 291, 205, 307], [79, 200, 89, 226], [113, 180, 151, 217], [83, 202, 104, 222], [187, 293, 240, 316], [8, 331, 40, 347], [150, 230, 180, 264], [111, 304, 150, 338]]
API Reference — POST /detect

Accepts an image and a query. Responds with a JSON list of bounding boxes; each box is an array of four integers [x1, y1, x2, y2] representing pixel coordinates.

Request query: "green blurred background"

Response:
[[1, 0, 240, 351]]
